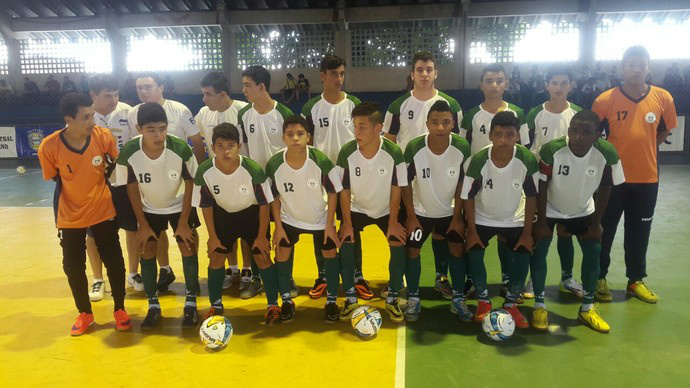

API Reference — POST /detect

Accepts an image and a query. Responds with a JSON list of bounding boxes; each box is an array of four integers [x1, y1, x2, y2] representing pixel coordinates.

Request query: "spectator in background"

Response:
[[402, 74, 413, 93], [63, 76, 78, 93], [163, 75, 176, 98], [0, 79, 13, 104], [512, 65, 522, 82], [530, 76, 549, 107], [297, 73, 311, 101], [122, 74, 137, 104], [529, 65, 544, 90], [23, 77, 39, 95], [609, 65, 621, 87], [593, 62, 606, 80], [595, 71, 611, 94], [79, 75, 90, 93], [505, 76, 522, 107], [280, 73, 297, 103], [44, 74, 61, 93], [663, 63, 683, 94]]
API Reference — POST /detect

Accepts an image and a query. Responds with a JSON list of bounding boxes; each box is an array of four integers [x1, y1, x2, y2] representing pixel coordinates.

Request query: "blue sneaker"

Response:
[[450, 298, 473, 322]]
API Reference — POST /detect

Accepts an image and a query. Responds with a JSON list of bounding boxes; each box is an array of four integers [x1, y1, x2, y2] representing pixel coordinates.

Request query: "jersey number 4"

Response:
[[479, 125, 487, 135], [484, 178, 493, 189]]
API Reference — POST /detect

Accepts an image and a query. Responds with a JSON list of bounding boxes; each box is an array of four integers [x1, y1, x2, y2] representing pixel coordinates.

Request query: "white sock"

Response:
[[535, 302, 546, 309], [580, 303, 593, 311], [228, 265, 239, 272], [93, 278, 103, 283], [161, 265, 171, 272]]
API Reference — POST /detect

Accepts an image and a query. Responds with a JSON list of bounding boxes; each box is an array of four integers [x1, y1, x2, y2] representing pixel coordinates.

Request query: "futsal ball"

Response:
[[199, 315, 233, 349], [482, 309, 515, 341], [16, 165, 26, 174], [351, 305, 382, 338]]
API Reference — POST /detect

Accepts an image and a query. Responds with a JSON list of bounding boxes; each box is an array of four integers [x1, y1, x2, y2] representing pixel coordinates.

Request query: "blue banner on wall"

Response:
[[15, 125, 62, 158]]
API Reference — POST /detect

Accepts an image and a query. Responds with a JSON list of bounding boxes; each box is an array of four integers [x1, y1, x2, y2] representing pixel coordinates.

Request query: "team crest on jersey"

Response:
[[307, 178, 318, 189], [168, 170, 179, 180], [270, 128, 277, 134], [91, 155, 103, 166], [645, 112, 657, 123], [239, 184, 249, 195], [586, 166, 598, 177], [343, 119, 350, 126], [511, 179, 522, 191], [447, 167, 457, 178], [378, 166, 388, 176]]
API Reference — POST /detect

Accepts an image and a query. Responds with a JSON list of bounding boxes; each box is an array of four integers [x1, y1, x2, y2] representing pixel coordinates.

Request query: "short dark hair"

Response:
[[622, 45, 650, 64], [320, 54, 346, 72], [212, 123, 240, 144], [351, 101, 383, 125], [411, 50, 436, 69], [481, 64, 506, 82], [88, 74, 119, 94], [546, 64, 574, 82], [242, 65, 271, 92], [427, 100, 453, 119], [201, 71, 230, 95], [60, 93, 93, 119], [282, 115, 309, 133], [570, 110, 602, 133], [137, 102, 167, 127], [136, 72, 163, 85], [490, 111, 519, 132]]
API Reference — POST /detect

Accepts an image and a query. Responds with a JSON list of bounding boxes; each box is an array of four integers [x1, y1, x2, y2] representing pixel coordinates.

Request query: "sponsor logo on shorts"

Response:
[[645, 112, 657, 123], [641, 216, 654, 222]]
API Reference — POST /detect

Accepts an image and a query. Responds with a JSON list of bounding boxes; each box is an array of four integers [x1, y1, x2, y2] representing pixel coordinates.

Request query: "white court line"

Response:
[[0, 170, 41, 180], [394, 322, 406, 388]]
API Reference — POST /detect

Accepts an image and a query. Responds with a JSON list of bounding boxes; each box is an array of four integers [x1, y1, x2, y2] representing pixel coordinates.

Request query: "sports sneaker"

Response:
[[70, 312, 95, 336], [157, 268, 176, 292], [532, 307, 548, 331], [595, 278, 613, 302], [114, 309, 132, 332], [355, 278, 374, 300], [238, 269, 252, 292], [385, 301, 405, 323], [474, 300, 492, 323], [450, 298, 474, 322], [381, 285, 407, 300], [240, 277, 264, 299], [325, 302, 340, 323], [127, 273, 145, 292], [290, 277, 299, 298], [309, 277, 328, 299], [503, 305, 529, 329], [141, 307, 162, 330], [464, 279, 476, 299], [280, 300, 296, 322], [500, 284, 525, 304], [560, 278, 584, 298], [627, 281, 660, 304], [578, 305, 610, 333], [339, 300, 360, 321], [89, 281, 105, 302], [265, 305, 281, 325], [523, 279, 535, 299], [181, 305, 199, 329], [223, 269, 240, 290], [404, 298, 421, 322], [434, 276, 453, 300], [203, 307, 224, 321]]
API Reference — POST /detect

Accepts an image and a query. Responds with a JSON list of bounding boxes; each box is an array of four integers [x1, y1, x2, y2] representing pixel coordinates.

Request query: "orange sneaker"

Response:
[[113, 309, 132, 332], [503, 305, 529, 329], [70, 312, 95, 336], [474, 300, 492, 323], [308, 278, 327, 299], [354, 278, 374, 300], [203, 307, 224, 321]]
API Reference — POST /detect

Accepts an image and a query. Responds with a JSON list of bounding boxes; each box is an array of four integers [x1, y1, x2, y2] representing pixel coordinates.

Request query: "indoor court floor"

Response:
[[1, 165, 689, 388]]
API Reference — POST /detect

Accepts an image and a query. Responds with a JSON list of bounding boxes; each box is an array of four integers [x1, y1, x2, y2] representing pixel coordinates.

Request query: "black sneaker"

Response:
[[500, 283, 525, 304], [325, 302, 339, 323], [280, 300, 295, 322], [157, 268, 176, 292], [141, 307, 162, 330], [463, 278, 476, 299], [181, 305, 199, 329]]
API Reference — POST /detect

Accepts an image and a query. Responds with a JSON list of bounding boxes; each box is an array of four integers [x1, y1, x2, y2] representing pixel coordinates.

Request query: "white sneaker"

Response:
[[223, 270, 241, 290], [560, 277, 584, 298], [127, 273, 145, 292], [89, 280, 105, 302]]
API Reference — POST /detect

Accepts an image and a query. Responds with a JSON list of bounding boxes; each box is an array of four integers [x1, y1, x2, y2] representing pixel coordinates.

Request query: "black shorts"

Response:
[[111, 185, 137, 231], [546, 216, 591, 236], [278, 223, 337, 250], [406, 215, 464, 249], [347, 211, 403, 244], [212, 205, 266, 254], [470, 224, 528, 253], [144, 208, 200, 242]]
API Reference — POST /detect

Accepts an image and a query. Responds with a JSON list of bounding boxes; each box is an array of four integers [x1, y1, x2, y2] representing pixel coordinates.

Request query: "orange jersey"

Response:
[[592, 86, 677, 183], [38, 125, 118, 228]]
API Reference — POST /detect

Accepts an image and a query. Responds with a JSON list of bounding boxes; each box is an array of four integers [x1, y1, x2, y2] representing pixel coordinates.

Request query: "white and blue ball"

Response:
[[482, 309, 515, 341], [351, 305, 382, 338], [199, 315, 233, 349]]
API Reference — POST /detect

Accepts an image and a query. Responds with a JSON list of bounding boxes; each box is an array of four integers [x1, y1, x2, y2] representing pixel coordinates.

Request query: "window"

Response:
[[236, 30, 336, 69], [596, 15, 690, 60], [0, 39, 7, 75], [126, 27, 222, 72], [19, 34, 111, 74]]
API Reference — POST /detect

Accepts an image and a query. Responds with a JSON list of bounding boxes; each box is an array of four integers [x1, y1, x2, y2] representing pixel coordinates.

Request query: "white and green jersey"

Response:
[[404, 133, 471, 218], [238, 101, 293, 169], [460, 102, 528, 155], [336, 138, 407, 219], [128, 99, 200, 140], [116, 135, 198, 215], [194, 155, 273, 213], [539, 137, 625, 219], [94, 102, 133, 186], [301, 93, 361, 163], [195, 100, 249, 157], [265, 147, 343, 230], [460, 145, 538, 227], [383, 90, 463, 151], [524, 102, 582, 157]]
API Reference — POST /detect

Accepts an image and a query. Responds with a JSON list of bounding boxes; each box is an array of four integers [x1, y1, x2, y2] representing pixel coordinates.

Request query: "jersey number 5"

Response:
[[213, 185, 220, 194]]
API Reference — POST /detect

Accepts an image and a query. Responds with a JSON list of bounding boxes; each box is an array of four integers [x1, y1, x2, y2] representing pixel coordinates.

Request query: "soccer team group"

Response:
[[37, 44, 677, 337]]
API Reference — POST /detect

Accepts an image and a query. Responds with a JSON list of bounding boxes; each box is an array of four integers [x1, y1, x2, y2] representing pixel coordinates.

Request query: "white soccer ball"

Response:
[[16, 165, 26, 174], [199, 315, 233, 349], [482, 309, 515, 341], [351, 305, 382, 338]]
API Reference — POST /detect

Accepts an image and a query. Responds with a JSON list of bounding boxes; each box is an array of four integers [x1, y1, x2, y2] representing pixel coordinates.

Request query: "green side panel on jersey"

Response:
[[465, 147, 490, 180], [387, 92, 411, 115], [514, 144, 539, 175], [166, 135, 194, 161], [593, 137, 620, 165], [507, 103, 526, 125], [263, 151, 285, 181], [308, 147, 335, 175], [381, 137, 404, 164], [450, 133, 471, 160], [437, 91, 462, 113], [194, 158, 214, 186], [570, 102, 583, 112], [301, 95, 322, 117], [275, 102, 295, 120], [346, 93, 362, 106], [403, 135, 427, 164], [461, 105, 481, 131], [538, 136, 568, 165], [116, 137, 141, 166], [237, 104, 252, 128], [525, 104, 545, 131], [242, 156, 269, 184], [336, 139, 358, 169]]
